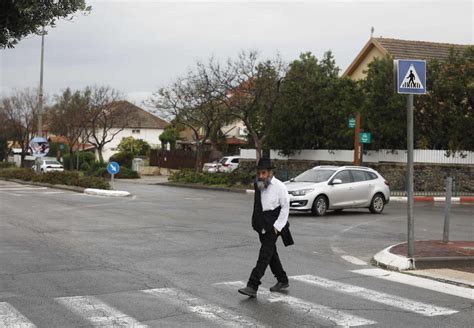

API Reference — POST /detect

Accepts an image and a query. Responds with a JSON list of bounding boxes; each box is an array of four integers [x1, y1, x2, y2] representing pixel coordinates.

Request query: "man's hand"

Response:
[[273, 227, 279, 235]]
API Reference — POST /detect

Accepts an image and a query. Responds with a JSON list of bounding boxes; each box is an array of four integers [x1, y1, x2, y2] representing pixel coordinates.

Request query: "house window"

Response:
[[132, 129, 140, 134]]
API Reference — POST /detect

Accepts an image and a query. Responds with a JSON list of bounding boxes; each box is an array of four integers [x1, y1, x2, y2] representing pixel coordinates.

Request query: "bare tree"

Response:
[[82, 86, 127, 163], [211, 50, 287, 162], [0, 88, 39, 166], [48, 88, 90, 169], [153, 60, 228, 171]]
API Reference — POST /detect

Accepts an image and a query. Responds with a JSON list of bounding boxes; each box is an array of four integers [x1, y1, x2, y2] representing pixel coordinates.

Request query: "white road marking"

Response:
[[341, 255, 367, 266], [352, 268, 473, 300], [291, 275, 457, 316], [143, 288, 263, 327], [214, 281, 376, 327], [0, 302, 36, 328], [55, 295, 147, 327]]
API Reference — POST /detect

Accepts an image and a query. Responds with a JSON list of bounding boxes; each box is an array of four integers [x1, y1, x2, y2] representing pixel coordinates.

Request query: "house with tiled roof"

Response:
[[101, 101, 169, 161], [343, 37, 471, 80]]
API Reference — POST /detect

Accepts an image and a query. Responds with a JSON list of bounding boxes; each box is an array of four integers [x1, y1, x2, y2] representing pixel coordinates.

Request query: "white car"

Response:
[[202, 160, 219, 173], [285, 166, 390, 216], [33, 159, 64, 173], [217, 156, 240, 173]]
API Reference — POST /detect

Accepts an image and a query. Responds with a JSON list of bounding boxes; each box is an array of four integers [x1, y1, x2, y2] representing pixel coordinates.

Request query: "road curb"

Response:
[[390, 196, 474, 203], [155, 182, 249, 194], [84, 188, 132, 197], [372, 244, 415, 271]]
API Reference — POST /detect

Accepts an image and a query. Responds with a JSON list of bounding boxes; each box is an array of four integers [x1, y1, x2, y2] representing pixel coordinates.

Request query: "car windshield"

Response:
[[294, 169, 336, 183], [45, 161, 60, 165]]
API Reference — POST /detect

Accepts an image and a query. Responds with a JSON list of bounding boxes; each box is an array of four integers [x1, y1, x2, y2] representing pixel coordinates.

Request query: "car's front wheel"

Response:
[[312, 195, 328, 216], [369, 193, 385, 214]]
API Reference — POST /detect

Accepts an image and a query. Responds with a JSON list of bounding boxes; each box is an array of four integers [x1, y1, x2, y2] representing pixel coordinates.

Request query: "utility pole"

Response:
[[354, 112, 360, 165], [38, 26, 45, 138], [406, 94, 414, 257]]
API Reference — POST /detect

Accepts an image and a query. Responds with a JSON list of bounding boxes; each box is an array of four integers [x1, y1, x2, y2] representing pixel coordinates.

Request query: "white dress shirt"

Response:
[[260, 176, 290, 232]]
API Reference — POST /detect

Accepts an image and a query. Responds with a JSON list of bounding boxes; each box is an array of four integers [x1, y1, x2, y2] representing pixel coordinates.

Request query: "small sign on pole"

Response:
[[348, 117, 356, 129], [359, 132, 371, 144], [107, 162, 120, 189]]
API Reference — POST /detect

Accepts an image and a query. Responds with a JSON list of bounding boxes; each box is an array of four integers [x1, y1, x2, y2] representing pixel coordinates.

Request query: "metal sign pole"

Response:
[[111, 174, 114, 190], [443, 177, 453, 242], [407, 94, 414, 258]]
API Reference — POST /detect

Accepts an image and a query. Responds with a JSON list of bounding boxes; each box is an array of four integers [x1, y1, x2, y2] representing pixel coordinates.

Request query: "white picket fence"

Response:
[[240, 149, 474, 165]]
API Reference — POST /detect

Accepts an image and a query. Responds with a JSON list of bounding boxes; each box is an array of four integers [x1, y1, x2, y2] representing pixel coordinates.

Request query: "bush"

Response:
[[169, 169, 252, 188], [63, 152, 96, 170], [117, 166, 140, 179], [0, 168, 110, 189], [0, 162, 16, 169], [0, 168, 35, 180], [85, 163, 139, 179], [109, 151, 134, 169]]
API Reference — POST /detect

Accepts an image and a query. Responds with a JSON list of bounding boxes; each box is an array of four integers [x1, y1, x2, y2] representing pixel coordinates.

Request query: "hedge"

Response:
[[169, 169, 253, 188], [0, 168, 110, 189], [0, 162, 16, 169]]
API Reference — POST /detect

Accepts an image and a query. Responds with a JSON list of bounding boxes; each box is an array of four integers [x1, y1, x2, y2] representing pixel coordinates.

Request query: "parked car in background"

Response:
[[217, 156, 240, 173], [285, 166, 390, 216], [32, 158, 64, 173], [202, 160, 219, 173]]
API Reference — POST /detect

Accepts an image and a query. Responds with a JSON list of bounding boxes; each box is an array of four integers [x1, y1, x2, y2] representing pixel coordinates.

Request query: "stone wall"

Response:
[[239, 159, 474, 193]]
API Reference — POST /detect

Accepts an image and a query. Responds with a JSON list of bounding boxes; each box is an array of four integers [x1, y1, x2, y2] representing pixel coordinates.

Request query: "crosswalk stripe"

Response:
[[352, 268, 473, 300], [214, 281, 376, 327], [291, 274, 458, 316], [143, 288, 265, 327], [55, 296, 147, 327], [0, 302, 36, 328]]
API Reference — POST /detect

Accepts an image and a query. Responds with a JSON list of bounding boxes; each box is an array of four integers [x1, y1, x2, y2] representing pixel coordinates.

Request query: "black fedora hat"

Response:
[[256, 157, 275, 170]]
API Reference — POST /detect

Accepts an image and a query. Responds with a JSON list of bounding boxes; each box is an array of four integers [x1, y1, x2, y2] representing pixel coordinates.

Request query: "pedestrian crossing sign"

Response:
[[395, 59, 426, 94]]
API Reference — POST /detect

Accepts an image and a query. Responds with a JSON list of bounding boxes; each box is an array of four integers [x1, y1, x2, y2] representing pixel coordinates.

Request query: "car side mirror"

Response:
[[331, 179, 342, 185], [290, 178, 295, 182]]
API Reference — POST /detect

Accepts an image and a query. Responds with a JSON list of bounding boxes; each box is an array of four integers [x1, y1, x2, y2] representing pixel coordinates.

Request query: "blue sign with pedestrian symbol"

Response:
[[107, 162, 120, 175], [396, 59, 426, 94]]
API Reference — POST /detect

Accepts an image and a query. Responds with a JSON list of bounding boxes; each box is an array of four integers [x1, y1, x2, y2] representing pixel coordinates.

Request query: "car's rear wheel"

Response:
[[369, 193, 385, 214], [312, 195, 328, 216]]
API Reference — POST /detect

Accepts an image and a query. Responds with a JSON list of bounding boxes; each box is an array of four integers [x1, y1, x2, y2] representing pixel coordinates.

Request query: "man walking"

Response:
[[238, 157, 294, 298]]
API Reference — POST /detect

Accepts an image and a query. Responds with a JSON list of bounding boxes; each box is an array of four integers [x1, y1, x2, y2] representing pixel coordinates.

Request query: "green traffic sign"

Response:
[[59, 144, 65, 150], [348, 118, 356, 128], [359, 132, 371, 144]]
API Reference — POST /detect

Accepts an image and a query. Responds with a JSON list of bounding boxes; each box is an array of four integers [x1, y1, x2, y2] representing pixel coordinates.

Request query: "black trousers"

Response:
[[247, 231, 288, 290]]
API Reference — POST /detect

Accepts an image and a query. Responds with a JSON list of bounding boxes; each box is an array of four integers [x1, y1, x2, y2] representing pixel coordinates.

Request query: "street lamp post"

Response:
[[38, 26, 45, 138]]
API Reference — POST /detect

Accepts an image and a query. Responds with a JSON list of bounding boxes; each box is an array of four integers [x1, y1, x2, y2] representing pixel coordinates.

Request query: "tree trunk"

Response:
[[255, 139, 262, 164], [97, 147, 104, 163], [195, 142, 203, 173]]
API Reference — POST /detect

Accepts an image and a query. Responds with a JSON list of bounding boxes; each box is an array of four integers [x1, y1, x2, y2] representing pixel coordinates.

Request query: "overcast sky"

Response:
[[0, 0, 472, 107]]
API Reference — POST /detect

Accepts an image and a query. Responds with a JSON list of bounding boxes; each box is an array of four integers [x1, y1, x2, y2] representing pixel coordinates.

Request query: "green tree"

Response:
[[0, 0, 91, 48], [117, 136, 150, 156], [360, 55, 406, 150], [159, 124, 181, 150], [268, 52, 361, 155], [415, 46, 474, 151]]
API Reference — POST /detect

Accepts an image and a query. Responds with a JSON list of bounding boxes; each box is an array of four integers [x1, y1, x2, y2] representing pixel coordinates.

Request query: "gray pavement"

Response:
[[0, 180, 472, 327]]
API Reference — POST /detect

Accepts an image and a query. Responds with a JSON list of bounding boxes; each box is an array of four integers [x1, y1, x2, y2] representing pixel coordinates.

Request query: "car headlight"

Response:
[[289, 188, 314, 196]]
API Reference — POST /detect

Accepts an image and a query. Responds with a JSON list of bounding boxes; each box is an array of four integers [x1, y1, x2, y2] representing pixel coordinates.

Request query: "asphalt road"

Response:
[[0, 180, 472, 328]]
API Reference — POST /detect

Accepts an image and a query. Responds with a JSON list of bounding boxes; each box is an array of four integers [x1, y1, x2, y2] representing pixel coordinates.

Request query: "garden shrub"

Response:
[[0, 162, 16, 169], [109, 151, 134, 169], [0, 168, 110, 189]]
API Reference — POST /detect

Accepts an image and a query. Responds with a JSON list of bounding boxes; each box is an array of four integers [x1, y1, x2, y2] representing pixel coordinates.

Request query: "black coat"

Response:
[[251, 183, 294, 247]]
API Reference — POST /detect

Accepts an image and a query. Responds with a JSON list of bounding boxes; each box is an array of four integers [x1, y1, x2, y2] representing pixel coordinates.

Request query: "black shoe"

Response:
[[269, 282, 289, 292], [238, 286, 257, 297]]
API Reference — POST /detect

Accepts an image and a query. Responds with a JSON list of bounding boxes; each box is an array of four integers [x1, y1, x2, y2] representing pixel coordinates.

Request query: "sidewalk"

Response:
[[373, 241, 474, 288]]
